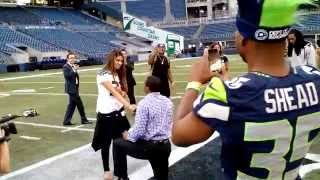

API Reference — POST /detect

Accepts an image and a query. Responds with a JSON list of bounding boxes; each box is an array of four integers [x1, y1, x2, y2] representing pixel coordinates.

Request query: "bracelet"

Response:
[[185, 81, 202, 92]]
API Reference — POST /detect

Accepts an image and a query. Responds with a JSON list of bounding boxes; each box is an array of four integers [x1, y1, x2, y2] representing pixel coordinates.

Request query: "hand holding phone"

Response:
[[210, 60, 223, 72]]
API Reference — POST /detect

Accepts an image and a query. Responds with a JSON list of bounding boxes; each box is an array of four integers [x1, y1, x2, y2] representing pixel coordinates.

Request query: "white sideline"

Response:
[[0, 144, 92, 180], [129, 132, 220, 180]]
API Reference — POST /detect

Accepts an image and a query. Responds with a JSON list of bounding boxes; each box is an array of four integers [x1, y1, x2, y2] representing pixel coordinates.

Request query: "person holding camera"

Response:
[[92, 49, 136, 180], [0, 129, 10, 174], [62, 52, 91, 126], [148, 44, 174, 98], [206, 42, 230, 80]]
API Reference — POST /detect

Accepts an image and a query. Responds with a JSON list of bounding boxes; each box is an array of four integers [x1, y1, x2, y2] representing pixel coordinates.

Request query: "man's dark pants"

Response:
[[63, 93, 87, 124], [113, 138, 171, 180]]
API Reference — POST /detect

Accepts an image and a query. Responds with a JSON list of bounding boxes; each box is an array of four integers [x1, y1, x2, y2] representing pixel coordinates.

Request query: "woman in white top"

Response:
[[287, 29, 317, 68], [92, 49, 136, 180]]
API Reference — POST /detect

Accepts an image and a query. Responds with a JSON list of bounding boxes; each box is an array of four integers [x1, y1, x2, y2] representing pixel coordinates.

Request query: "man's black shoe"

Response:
[[63, 122, 75, 126], [81, 120, 92, 124]]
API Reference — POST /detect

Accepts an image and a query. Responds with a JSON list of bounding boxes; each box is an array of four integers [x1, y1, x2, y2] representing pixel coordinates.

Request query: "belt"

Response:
[[98, 107, 125, 117], [148, 139, 170, 144]]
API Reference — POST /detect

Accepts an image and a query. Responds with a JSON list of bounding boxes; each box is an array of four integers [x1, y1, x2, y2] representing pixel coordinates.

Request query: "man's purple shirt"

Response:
[[128, 92, 173, 142]]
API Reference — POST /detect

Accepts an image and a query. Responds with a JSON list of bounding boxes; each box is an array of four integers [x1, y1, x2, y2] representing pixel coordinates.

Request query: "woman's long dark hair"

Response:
[[103, 49, 128, 93], [288, 29, 308, 57]]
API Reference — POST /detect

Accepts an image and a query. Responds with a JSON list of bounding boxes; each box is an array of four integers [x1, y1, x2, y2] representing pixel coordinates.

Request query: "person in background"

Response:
[[62, 52, 91, 126], [172, 0, 320, 179], [113, 76, 173, 180], [148, 44, 174, 97], [91, 49, 136, 180], [287, 29, 317, 68], [316, 39, 320, 69], [121, 49, 136, 104]]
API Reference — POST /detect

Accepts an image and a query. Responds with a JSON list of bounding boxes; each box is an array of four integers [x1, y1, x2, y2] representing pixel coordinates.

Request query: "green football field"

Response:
[[0, 56, 319, 179]]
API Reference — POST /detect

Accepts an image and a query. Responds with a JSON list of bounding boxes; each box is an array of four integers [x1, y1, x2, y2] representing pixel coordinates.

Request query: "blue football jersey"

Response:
[[193, 66, 320, 180]]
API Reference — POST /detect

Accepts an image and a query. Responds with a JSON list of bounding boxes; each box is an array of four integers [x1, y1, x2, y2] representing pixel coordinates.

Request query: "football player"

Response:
[[172, 0, 320, 179]]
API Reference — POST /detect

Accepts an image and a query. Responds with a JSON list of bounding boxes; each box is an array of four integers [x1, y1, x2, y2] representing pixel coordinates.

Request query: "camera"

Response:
[[207, 45, 223, 72], [0, 114, 18, 140]]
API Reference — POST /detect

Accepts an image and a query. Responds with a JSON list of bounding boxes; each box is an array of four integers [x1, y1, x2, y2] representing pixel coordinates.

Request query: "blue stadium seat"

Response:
[[0, 26, 61, 53], [200, 22, 236, 40], [101, 0, 165, 20], [0, 7, 43, 25], [164, 26, 199, 39], [20, 28, 116, 59], [170, 0, 186, 19], [29, 8, 103, 25]]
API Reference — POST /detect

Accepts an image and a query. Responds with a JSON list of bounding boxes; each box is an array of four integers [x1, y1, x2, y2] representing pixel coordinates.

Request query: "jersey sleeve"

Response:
[[192, 77, 230, 128]]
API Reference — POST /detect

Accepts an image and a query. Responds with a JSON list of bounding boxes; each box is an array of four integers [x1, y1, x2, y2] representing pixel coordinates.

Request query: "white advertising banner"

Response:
[[123, 13, 184, 51]]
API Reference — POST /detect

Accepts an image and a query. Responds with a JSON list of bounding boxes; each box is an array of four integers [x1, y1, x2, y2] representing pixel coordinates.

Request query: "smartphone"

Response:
[[210, 59, 223, 72]]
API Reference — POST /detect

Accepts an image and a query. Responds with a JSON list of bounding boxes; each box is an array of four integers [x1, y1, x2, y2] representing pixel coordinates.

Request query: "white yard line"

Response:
[[0, 93, 10, 98], [0, 144, 92, 180], [15, 121, 94, 132], [0, 59, 189, 82], [130, 132, 220, 179], [20, 136, 41, 141], [39, 87, 54, 90], [87, 117, 97, 121], [61, 125, 84, 133]]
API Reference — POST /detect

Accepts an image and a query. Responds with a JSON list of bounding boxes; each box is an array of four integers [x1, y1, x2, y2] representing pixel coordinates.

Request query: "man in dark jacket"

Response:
[[63, 52, 91, 126]]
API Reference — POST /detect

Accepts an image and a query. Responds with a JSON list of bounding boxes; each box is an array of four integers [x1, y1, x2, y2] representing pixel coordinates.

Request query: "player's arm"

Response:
[[0, 130, 10, 174], [172, 55, 217, 147], [172, 89, 214, 147]]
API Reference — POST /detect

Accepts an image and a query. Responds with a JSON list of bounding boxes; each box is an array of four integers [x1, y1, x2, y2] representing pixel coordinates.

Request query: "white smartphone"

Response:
[[210, 59, 223, 72]]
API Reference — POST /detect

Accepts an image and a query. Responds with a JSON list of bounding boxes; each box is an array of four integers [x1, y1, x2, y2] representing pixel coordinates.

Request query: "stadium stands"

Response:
[[0, 7, 43, 25], [295, 13, 320, 32], [200, 22, 236, 40], [20, 28, 113, 59], [29, 8, 102, 25], [79, 31, 117, 44], [101, 0, 165, 20], [101, 0, 186, 20], [0, 51, 10, 63], [164, 26, 199, 39], [171, 0, 186, 19], [0, 26, 61, 53]]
